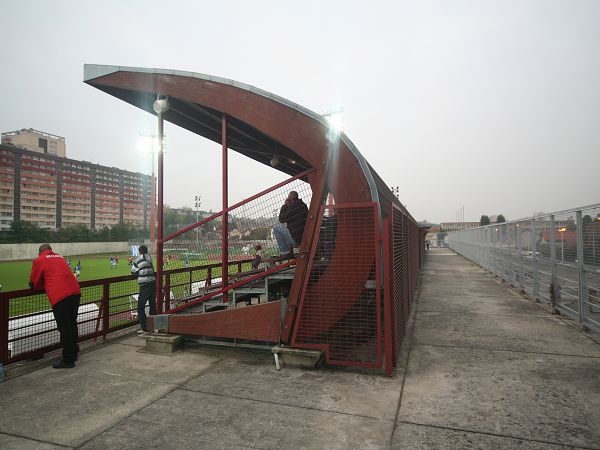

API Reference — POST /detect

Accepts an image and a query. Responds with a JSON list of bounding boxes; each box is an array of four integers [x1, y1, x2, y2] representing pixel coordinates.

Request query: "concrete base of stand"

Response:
[[272, 346, 324, 369], [145, 333, 183, 355]]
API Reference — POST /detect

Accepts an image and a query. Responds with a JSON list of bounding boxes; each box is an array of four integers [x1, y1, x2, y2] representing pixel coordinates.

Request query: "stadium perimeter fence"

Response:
[[448, 204, 600, 331], [0, 260, 248, 366]]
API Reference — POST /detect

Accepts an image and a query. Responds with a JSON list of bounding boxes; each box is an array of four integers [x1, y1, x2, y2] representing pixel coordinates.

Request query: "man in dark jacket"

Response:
[[29, 244, 81, 369], [131, 245, 156, 333], [274, 191, 308, 258]]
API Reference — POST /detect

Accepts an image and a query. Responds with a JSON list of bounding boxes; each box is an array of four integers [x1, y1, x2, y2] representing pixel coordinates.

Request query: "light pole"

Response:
[[558, 227, 566, 262], [138, 135, 158, 247], [153, 95, 169, 313], [194, 195, 201, 250]]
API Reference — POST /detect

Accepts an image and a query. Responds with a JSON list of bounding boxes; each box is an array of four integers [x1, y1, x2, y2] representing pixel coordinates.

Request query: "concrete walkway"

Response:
[[1, 248, 599, 449]]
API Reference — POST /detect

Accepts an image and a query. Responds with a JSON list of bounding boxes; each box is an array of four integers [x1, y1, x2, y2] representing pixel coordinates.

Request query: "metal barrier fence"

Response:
[[387, 204, 421, 370], [0, 260, 254, 366], [0, 275, 140, 365], [292, 203, 381, 367], [159, 169, 313, 310], [288, 201, 424, 374], [448, 204, 600, 331]]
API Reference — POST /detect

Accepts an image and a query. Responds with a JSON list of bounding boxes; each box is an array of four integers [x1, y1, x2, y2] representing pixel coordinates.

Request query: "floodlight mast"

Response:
[[153, 95, 169, 313], [138, 136, 158, 245]]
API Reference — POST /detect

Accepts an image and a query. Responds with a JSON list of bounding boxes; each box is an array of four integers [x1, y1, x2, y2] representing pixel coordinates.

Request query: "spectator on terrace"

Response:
[[131, 245, 157, 333], [274, 191, 308, 258], [29, 244, 81, 369], [251, 245, 263, 269]]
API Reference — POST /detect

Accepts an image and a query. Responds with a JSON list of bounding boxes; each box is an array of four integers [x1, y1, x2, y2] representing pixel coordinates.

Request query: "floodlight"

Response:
[[153, 96, 170, 114], [325, 110, 344, 133], [138, 136, 157, 153], [270, 155, 280, 167]]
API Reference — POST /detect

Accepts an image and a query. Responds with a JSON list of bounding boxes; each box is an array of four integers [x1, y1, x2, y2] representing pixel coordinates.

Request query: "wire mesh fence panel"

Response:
[[449, 203, 600, 331], [402, 212, 410, 321], [107, 279, 142, 329], [161, 176, 312, 307], [392, 207, 406, 356], [7, 292, 61, 360], [521, 219, 536, 296], [292, 204, 381, 367], [581, 206, 600, 268], [534, 217, 553, 303], [1, 275, 145, 365], [581, 206, 600, 328], [504, 223, 519, 286], [553, 212, 580, 315]]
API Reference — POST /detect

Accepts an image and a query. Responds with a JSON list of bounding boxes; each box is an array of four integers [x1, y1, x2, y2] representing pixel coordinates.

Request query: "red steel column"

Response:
[[157, 111, 164, 313], [221, 114, 229, 293], [0, 293, 9, 364]]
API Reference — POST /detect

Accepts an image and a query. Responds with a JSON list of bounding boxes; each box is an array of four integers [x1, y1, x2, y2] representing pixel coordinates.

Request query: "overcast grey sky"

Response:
[[1, 0, 599, 223]]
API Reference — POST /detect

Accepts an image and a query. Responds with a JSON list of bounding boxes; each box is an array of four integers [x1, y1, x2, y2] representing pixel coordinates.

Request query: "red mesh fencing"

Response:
[[291, 203, 381, 367], [0, 275, 141, 365], [381, 204, 423, 374], [159, 170, 313, 311]]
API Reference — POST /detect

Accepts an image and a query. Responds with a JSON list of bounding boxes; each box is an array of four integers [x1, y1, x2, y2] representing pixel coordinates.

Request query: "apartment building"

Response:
[[440, 222, 481, 232], [1, 128, 66, 157], [0, 143, 152, 231]]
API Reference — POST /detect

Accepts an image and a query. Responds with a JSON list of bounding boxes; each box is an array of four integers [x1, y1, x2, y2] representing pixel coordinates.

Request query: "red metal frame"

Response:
[[159, 300, 282, 342], [290, 204, 326, 341], [0, 258, 263, 366], [0, 274, 137, 365], [159, 168, 315, 243], [382, 216, 394, 376], [290, 203, 383, 368], [221, 113, 229, 291], [0, 293, 8, 364], [280, 166, 328, 343], [165, 259, 297, 314], [83, 67, 429, 373]]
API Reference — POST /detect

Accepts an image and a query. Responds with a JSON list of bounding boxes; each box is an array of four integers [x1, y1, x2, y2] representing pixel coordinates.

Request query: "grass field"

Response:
[[0, 252, 134, 293], [1, 251, 253, 318]]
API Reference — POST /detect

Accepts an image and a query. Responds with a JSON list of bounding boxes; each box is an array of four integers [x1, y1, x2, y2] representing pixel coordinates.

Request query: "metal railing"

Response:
[[0, 274, 140, 365], [448, 204, 600, 331], [0, 260, 256, 366], [158, 169, 314, 311]]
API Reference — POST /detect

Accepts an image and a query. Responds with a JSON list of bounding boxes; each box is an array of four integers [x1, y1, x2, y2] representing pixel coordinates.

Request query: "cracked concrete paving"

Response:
[[1, 248, 598, 449]]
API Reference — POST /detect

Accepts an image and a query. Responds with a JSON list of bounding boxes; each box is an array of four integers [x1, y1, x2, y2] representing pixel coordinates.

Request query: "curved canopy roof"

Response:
[[83, 64, 413, 219]]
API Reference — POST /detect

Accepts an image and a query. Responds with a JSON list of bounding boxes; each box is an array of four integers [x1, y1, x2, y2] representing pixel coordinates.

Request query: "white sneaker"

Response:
[[136, 330, 145, 335]]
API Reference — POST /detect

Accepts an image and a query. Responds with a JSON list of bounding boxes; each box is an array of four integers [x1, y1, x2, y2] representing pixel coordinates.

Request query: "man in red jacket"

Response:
[[29, 244, 81, 369]]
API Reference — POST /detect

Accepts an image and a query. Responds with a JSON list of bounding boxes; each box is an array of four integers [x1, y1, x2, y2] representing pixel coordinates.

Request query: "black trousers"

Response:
[[52, 294, 81, 363]]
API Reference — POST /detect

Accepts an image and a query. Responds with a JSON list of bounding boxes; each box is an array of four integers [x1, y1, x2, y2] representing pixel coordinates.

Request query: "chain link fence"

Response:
[[448, 204, 600, 331]]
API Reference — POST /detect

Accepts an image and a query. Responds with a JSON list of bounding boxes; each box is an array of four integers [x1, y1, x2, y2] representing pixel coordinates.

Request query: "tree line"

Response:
[[0, 221, 148, 244], [0, 205, 273, 244], [480, 214, 506, 226]]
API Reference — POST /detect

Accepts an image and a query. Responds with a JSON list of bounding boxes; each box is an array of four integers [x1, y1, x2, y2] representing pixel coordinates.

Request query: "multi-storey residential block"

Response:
[[0, 143, 152, 231]]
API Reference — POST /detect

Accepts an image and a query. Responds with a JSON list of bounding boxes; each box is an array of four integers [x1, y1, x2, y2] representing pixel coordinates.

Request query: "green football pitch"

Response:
[[0, 252, 133, 293]]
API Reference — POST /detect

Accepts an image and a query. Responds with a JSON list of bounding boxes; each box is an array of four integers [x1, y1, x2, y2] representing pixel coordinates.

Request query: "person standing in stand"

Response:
[[29, 244, 81, 369], [131, 245, 157, 333]]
